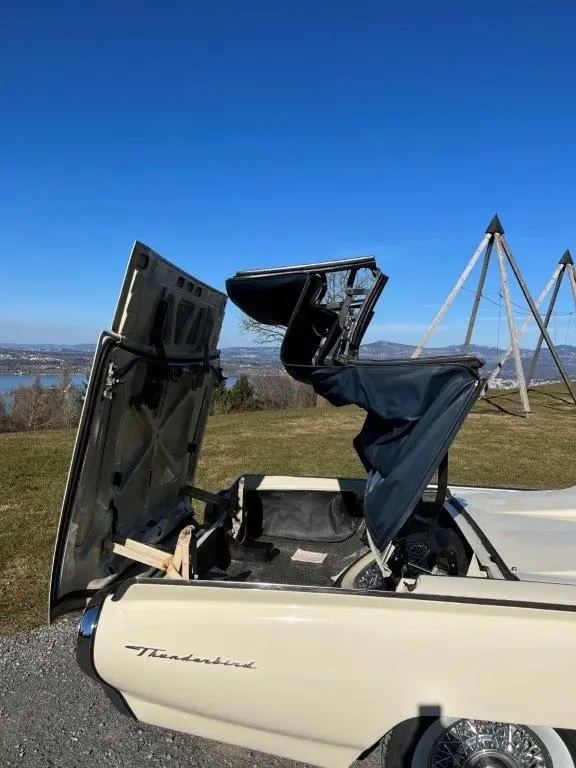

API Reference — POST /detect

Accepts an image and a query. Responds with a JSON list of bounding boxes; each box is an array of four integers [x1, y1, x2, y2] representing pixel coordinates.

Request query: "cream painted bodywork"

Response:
[[94, 575, 576, 768], [76, 473, 576, 766], [240, 475, 367, 492], [452, 485, 576, 584]]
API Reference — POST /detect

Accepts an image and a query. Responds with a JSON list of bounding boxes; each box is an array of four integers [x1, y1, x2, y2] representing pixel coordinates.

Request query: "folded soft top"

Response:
[[227, 257, 484, 550]]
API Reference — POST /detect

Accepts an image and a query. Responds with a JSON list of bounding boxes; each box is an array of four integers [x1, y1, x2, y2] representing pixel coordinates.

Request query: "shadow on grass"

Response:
[[480, 397, 526, 418], [527, 388, 576, 407], [477, 390, 529, 418], [480, 384, 576, 417]]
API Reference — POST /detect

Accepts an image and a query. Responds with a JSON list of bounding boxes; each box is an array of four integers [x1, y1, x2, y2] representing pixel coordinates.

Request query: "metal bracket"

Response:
[[180, 484, 231, 509]]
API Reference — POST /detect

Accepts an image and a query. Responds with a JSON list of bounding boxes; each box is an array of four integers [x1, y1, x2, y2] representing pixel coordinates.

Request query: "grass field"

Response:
[[1, 385, 575, 635]]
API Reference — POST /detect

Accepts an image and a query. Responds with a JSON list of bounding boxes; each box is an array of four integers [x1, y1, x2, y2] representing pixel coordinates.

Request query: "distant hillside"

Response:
[[3, 339, 576, 386], [222, 340, 576, 385], [359, 340, 530, 359], [359, 340, 576, 380], [0, 342, 97, 352], [0, 345, 94, 377]]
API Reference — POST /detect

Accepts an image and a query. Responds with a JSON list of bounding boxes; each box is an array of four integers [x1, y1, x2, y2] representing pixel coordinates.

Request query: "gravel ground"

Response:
[[0, 618, 381, 768]]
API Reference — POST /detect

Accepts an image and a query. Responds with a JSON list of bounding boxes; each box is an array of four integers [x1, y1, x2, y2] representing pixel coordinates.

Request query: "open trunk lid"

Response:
[[49, 242, 226, 620]]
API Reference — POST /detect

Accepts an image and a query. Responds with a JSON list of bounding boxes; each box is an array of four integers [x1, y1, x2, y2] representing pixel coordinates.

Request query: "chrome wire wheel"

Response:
[[429, 721, 551, 768], [403, 719, 575, 768]]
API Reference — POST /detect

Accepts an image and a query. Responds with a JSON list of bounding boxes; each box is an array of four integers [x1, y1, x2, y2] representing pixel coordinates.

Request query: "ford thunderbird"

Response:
[[50, 243, 576, 768]]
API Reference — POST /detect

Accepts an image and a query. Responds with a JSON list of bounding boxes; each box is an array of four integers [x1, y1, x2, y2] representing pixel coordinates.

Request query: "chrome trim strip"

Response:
[[76, 605, 103, 680], [76, 598, 136, 720]]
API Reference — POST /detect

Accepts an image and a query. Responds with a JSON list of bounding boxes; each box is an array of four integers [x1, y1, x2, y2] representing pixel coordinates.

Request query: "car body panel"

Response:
[[452, 485, 576, 585], [92, 577, 576, 768], [49, 242, 226, 620]]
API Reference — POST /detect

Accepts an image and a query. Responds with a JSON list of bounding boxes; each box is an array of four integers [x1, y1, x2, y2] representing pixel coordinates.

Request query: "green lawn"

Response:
[[1, 388, 575, 635]]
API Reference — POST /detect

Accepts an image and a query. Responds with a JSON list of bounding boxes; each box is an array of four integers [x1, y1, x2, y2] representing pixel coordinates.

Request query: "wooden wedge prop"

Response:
[[111, 525, 196, 580]]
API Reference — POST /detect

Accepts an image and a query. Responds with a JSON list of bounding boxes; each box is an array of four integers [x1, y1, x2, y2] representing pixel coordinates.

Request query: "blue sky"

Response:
[[1, 0, 576, 349]]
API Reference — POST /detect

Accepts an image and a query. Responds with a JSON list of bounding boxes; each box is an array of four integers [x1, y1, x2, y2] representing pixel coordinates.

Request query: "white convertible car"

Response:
[[50, 243, 576, 768]]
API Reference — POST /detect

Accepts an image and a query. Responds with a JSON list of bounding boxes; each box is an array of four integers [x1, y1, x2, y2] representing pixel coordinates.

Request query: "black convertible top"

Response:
[[226, 258, 484, 550]]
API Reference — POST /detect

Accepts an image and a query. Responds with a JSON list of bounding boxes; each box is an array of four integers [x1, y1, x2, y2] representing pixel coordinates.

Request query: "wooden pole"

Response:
[[484, 263, 562, 390], [464, 239, 493, 353], [495, 235, 531, 416], [526, 266, 566, 386], [412, 233, 491, 358], [567, 262, 576, 306], [500, 237, 576, 406]]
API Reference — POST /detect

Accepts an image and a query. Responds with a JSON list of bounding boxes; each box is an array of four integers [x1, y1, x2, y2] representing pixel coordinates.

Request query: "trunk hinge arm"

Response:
[[180, 484, 231, 509]]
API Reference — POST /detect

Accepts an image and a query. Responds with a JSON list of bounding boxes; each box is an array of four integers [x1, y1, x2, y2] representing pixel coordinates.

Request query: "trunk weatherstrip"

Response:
[[447, 492, 520, 581], [106, 575, 576, 614]]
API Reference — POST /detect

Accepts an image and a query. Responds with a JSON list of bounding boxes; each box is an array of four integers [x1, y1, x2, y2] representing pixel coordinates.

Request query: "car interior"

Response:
[[188, 474, 475, 592]]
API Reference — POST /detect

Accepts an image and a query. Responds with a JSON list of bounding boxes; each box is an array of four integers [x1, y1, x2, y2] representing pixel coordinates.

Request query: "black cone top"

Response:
[[560, 249, 573, 265], [486, 214, 504, 235]]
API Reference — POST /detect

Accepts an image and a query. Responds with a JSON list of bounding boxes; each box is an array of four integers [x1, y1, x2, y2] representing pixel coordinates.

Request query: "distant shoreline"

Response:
[[0, 373, 86, 394], [0, 371, 88, 376]]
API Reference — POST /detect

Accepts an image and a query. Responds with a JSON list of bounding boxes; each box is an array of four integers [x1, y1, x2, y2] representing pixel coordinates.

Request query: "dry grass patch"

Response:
[[1, 389, 576, 635]]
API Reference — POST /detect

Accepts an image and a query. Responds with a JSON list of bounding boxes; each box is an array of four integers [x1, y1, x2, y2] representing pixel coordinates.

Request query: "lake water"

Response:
[[0, 373, 237, 393], [0, 374, 86, 393]]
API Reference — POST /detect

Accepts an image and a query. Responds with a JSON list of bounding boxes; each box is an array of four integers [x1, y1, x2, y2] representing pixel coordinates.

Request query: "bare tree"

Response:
[[251, 373, 316, 410], [11, 378, 48, 431], [239, 314, 284, 345], [239, 267, 375, 345], [238, 267, 375, 407], [0, 394, 12, 432], [56, 368, 81, 429], [4, 374, 82, 433]]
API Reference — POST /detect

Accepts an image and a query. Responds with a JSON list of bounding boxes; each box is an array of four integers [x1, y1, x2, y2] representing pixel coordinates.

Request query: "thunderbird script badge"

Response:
[[125, 645, 256, 669]]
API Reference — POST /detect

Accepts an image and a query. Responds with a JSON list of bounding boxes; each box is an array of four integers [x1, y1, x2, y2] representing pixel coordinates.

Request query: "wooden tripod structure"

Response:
[[485, 250, 576, 398], [526, 250, 576, 388], [412, 215, 576, 417]]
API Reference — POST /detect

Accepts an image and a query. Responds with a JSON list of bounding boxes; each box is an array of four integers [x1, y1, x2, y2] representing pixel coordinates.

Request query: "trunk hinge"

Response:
[[111, 524, 197, 580]]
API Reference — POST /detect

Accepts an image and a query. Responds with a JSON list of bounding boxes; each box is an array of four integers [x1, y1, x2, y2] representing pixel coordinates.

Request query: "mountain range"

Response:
[[3, 340, 576, 385], [222, 340, 576, 383]]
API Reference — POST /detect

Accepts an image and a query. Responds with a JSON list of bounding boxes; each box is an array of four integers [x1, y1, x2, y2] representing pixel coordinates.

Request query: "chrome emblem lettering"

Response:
[[124, 645, 256, 669]]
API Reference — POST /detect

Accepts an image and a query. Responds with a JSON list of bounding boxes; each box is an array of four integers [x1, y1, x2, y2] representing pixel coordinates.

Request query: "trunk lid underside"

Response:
[[49, 242, 226, 620]]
